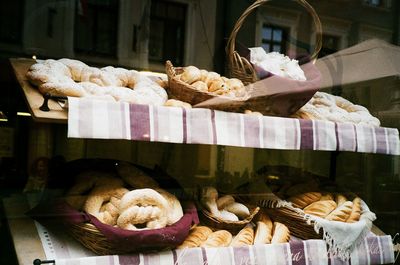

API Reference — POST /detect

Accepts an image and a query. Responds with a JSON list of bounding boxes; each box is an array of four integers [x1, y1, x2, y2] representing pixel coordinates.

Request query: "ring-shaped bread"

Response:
[[26, 58, 168, 105], [117, 188, 170, 230]]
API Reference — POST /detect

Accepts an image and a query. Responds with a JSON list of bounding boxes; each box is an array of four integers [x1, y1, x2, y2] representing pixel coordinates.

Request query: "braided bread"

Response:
[[26, 58, 168, 105]]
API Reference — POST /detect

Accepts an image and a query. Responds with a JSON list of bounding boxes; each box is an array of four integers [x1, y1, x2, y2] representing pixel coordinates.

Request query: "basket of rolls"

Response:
[[165, 60, 250, 106], [225, 0, 322, 85], [249, 166, 376, 243], [27, 159, 198, 255], [197, 186, 260, 234]]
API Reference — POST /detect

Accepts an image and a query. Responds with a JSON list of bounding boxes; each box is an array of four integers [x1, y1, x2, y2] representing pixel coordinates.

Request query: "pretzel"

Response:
[[26, 58, 168, 105], [83, 186, 129, 225], [117, 188, 169, 230], [293, 92, 380, 127]]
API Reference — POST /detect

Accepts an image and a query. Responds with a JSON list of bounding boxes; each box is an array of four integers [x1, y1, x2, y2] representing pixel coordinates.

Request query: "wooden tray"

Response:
[[9, 58, 68, 123]]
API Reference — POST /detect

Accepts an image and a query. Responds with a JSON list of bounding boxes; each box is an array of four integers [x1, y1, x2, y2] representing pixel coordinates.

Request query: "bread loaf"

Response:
[[346, 197, 362, 223], [303, 200, 337, 218], [216, 195, 235, 210], [325, 201, 353, 222], [177, 226, 213, 249], [224, 202, 250, 219], [254, 212, 273, 244], [271, 222, 290, 244], [230, 224, 254, 247], [201, 230, 232, 248], [287, 192, 322, 209]]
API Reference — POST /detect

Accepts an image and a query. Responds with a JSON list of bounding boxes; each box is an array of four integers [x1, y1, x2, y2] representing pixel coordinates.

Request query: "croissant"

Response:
[[177, 226, 213, 249], [271, 222, 290, 244], [230, 224, 254, 247], [201, 230, 232, 248]]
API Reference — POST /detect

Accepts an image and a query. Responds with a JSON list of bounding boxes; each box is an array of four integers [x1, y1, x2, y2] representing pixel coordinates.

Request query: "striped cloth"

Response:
[[67, 98, 400, 155], [54, 235, 394, 265]]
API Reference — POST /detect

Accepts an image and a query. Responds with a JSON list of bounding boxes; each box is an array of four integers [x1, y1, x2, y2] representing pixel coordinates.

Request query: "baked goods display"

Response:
[[292, 92, 380, 126], [176, 65, 248, 99], [65, 163, 184, 230], [26, 58, 168, 105]]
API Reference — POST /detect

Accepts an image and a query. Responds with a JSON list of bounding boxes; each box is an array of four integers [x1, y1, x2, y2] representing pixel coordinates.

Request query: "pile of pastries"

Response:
[[65, 162, 183, 230], [26, 58, 170, 106], [176, 65, 248, 99], [177, 211, 290, 249]]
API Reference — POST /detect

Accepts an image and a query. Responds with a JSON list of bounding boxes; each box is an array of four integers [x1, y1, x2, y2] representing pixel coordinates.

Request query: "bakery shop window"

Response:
[[0, 0, 24, 44], [319, 34, 340, 57], [261, 24, 288, 54], [74, 0, 119, 57], [149, 0, 187, 66]]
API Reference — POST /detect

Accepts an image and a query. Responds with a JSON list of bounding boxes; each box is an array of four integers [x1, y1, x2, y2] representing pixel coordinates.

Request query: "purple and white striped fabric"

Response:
[[54, 236, 394, 265], [67, 98, 400, 155]]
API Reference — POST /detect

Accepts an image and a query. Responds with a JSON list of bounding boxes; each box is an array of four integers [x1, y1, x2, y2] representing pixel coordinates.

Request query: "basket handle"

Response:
[[226, 0, 323, 63]]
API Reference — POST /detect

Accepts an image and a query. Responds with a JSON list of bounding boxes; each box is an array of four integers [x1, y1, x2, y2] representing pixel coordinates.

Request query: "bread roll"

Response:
[[303, 200, 337, 218], [224, 202, 250, 219], [271, 222, 290, 244], [230, 224, 254, 247], [201, 230, 232, 248], [216, 195, 235, 210], [325, 201, 353, 222], [220, 209, 239, 222], [254, 212, 273, 244], [177, 226, 213, 249], [208, 79, 226, 92], [191, 80, 208, 92], [181, 66, 201, 84], [346, 197, 362, 223], [201, 187, 220, 217], [287, 192, 322, 209], [164, 99, 192, 109]]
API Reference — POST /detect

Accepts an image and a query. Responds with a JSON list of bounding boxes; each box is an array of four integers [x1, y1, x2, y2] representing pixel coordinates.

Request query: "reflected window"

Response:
[[0, 0, 24, 44], [261, 24, 288, 54], [364, 0, 383, 7], [149, 0, 187, 65], [74, 0, 119, 57], [320, 34, 340, 57]]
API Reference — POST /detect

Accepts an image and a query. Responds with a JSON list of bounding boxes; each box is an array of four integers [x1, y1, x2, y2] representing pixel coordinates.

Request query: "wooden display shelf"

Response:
[[9, 58, 68, 123]]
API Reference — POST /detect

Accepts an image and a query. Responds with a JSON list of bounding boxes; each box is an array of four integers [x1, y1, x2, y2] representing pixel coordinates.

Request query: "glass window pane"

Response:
[[262, 43, 270, 52], [273, 44, 281, 52], [262, 27, 272, 40], [273, 29, 282, 42]]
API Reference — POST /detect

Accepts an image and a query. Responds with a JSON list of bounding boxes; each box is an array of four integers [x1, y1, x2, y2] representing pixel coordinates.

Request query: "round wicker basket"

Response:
[[199, 204, 260, 234], [226, 0, 323, 85]]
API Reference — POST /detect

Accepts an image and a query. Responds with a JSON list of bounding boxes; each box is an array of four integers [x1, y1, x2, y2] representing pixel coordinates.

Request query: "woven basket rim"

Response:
[[225, 0, 323, 84]]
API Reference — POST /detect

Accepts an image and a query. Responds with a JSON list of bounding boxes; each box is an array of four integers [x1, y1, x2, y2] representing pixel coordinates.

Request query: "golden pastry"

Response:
[[271, 222, 290, 244], [254, 212, 273, 244], [177, 226, 213, 249], [325, 201, 353, 222], [201, 230, 232, 248], [346, 197, 362, 223], [230, 224, 254, 247], [287, 192, 322, 209], [303, 200, 337, 218]]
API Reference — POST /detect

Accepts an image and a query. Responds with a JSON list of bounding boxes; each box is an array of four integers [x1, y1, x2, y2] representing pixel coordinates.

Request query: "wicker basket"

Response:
[[265, 207, 322, 240], [69, 222, 123, 255], [165, 60, 218, 105], [199, 204, 260, 234], [226, 0, 323, 85]]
